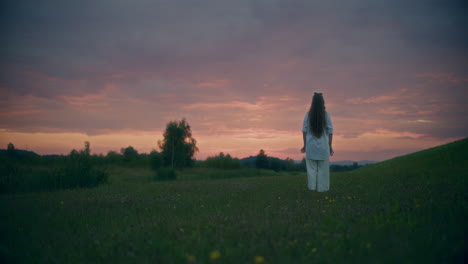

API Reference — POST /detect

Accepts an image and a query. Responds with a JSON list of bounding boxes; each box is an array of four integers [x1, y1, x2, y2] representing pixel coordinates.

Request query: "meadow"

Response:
[[0, 139, 467, 263]]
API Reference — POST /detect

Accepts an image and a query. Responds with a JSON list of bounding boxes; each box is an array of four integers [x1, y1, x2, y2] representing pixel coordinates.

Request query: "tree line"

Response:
[[2, 119, 364, 174]]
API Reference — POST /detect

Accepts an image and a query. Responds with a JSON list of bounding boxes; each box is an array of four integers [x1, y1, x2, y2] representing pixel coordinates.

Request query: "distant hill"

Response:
[[0, 149, 40, 158], [330, 160, 377, 166], [241, 156, 376, 168], [240, 156, 285, 168], [350, 137, 468, 175]]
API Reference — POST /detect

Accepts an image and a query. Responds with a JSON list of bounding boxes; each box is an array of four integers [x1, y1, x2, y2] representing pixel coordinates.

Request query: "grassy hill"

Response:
[[0, 138, 467, 263]]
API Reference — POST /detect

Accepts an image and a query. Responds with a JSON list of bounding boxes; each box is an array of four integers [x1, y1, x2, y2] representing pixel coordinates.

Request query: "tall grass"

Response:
[[1, 138, 466, 263]]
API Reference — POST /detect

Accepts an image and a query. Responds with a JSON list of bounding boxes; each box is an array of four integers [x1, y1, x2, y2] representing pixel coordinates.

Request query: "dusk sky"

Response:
[[1, 0, 467, 161]]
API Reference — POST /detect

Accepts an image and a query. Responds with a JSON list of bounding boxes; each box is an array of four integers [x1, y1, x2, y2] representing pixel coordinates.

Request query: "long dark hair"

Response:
[[308, 92, 326, 138]]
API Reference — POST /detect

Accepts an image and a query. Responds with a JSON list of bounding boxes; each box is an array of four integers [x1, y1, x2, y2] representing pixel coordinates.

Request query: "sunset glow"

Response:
[[1, 0, 467, 161]]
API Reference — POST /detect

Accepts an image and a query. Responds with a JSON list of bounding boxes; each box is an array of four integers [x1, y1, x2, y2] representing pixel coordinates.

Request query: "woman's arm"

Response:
[[301, 132, 306, 153], [328, 133, 334, 156]]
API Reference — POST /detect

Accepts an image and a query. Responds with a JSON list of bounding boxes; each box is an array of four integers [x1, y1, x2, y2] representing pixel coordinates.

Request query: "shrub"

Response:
[[0, 142, 108, 193], [199, 152, 242, 169]]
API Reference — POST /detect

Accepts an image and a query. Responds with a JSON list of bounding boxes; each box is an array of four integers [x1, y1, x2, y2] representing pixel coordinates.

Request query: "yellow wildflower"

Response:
[[325, 196, 329, 200], [209, 250, 220, 261], [366, 242, 372, 249], [187, 255, 196, 262], [255, 256, 265, 263], [60, 201, 64, 205], [311, 248, 317, 253]]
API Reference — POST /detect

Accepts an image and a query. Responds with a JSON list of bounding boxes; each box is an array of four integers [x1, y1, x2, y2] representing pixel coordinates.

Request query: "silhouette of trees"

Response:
[[255, 149, 269, 169], [120, 146, 138, 162], [284, 157, 296, 171], [7, 143, 15, 157], [202, 152, 242, 169], [270, 158, 281, 172], [159, 119, 198, 168], [83, 141, 90, 156]]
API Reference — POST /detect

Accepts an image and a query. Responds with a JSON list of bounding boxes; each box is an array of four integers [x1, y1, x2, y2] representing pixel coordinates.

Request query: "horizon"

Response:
[[1, 1, 467, 162], [2, 138, 464, 164]]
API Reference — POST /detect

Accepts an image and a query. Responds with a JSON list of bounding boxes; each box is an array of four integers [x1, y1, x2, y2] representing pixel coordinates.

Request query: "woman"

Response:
[[301, 92, 334, 192]]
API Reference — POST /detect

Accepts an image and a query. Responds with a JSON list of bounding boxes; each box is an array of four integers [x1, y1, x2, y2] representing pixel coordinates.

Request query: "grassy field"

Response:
[[1, 139, 467, 263]]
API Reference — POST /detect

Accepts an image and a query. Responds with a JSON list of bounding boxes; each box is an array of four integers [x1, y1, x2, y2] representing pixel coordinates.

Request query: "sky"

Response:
[[1, 0, 467, 161]]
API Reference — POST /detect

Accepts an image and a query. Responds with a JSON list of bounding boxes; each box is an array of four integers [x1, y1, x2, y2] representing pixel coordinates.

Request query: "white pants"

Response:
[[306, 159, 330, 192]]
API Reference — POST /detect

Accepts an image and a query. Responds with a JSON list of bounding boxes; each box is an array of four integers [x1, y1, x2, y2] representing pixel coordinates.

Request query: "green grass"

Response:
[[1, 138, 467, 263]]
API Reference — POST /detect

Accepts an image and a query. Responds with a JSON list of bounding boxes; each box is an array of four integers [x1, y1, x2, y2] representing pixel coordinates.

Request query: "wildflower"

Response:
[[366, 242, 372, 249], [187, 255, 196, 262], [209, 250, 220, 261], [311, 248, 317, 253], [347, 196, 352, 200], [60, 201, 64, 205], [255, 256, 265, 263], [325, 196, 329, 200], [322, 210, 326, 213], [415, 204, 420, 208]]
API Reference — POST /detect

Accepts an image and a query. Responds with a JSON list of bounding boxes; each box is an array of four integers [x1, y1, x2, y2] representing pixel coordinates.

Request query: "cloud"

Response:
[[1, 0, 467, 160]]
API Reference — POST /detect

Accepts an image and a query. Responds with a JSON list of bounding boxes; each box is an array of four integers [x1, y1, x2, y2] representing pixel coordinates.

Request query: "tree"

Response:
[[6, 142, 15, 157], [284, 157, 296, 171], [120, 146, 138, 162], [82, 141, 91, 156], [255, 149, 269, 169], [106, 150, 122, 164], [158, 119, 198, 168], [270, 158, 281, 172]]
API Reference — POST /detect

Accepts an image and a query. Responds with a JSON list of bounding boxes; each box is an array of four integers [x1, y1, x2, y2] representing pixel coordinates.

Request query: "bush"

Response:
[[154, 167, 177, 181], [198, 152, 242, 169], [56, 159, 108, 189], [0, 142, 108, 193], [0, 163, 108, 194]]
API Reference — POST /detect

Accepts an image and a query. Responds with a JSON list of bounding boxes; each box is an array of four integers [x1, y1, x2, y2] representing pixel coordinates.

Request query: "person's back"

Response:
[[300, 93, 334, 192]]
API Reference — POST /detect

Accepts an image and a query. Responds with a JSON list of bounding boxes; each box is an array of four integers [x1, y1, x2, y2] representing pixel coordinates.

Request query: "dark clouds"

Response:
[[1, 0, 467, 158]]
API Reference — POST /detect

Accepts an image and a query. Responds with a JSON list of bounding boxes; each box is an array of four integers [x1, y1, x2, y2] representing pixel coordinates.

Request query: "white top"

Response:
[[302, 111, 333, 160]]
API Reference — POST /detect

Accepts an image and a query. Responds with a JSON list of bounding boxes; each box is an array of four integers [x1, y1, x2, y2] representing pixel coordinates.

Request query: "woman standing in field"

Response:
[[301, 92, 334, 192]]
